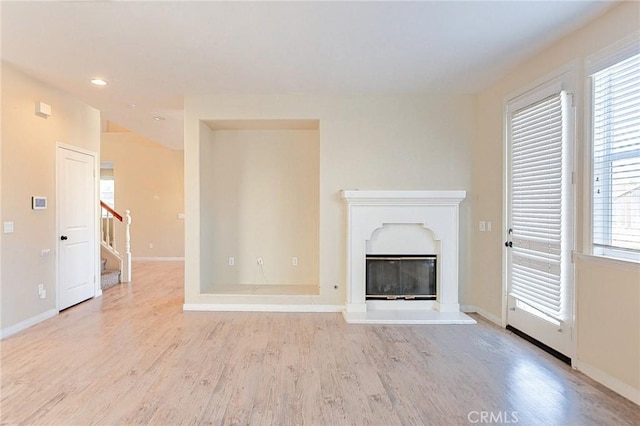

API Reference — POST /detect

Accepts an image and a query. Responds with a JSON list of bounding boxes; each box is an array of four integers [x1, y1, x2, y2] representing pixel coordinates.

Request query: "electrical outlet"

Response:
[[38, 283, 44, 293], [292, 257, 298, 266], [257, 256, 264, 266], [479, 221, 486, 232], [228, 257, 235, 266], [40, 290, 46, 299]]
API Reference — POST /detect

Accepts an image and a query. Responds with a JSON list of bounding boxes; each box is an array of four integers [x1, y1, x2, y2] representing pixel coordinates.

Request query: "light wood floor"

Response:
[[1, 262, 638, 425]]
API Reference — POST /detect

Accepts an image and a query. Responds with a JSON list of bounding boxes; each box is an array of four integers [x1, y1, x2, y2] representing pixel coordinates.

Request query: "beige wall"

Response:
[[201, 129, 319, 289], [473, 2, 639, 399], [576, 258, 639, 392], [101, 129, 184, 258], [1, 62, 100, 331], [185, 94, 476, 305], [199, 122, 215, 290]]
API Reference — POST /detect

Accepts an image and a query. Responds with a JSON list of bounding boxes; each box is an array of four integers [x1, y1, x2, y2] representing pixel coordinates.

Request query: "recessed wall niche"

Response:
[[199, 119, 320, 295]]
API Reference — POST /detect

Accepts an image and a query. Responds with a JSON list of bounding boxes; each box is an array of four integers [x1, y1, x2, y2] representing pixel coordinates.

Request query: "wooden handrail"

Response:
[[100, 201, 123, 222]]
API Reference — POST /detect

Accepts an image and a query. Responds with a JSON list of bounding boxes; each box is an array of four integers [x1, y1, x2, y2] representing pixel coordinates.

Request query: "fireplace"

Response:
[[341, 190, 475, 324], [366, 255, 436, 300]]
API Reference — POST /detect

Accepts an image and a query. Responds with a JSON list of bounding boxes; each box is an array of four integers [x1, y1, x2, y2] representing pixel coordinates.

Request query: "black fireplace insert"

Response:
[[366, 254, 436, 300]]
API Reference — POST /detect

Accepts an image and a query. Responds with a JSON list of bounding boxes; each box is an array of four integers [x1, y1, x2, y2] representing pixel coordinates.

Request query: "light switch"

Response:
[[4, 222, 14, 234]]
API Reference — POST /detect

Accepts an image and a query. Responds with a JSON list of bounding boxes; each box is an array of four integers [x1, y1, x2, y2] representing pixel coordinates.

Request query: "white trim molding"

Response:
[[574, 360, 640, 405], [133, 257, 185, 262], [461, 305, 503, 326], [0, 309, 58, 340], [183, 304, 343, 313]]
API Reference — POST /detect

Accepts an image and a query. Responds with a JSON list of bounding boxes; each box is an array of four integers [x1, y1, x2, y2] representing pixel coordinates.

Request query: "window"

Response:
[[100, 164, 115, 212], [589, 43, 640, 261], [100, 178, 115, 210]]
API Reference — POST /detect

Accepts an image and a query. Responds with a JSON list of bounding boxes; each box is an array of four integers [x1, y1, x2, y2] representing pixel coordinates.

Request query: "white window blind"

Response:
[[592, 52, 640, 254], [510, 93, 565, 319]]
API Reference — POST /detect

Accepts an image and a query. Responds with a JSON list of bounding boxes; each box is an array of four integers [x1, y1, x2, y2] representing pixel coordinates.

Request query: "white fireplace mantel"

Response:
[[341, 190, 474, 324], [341, 190, 466, 206]]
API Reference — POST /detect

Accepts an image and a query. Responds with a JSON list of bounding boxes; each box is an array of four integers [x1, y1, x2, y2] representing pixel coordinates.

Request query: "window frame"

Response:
[[585, 32, 640, 263]]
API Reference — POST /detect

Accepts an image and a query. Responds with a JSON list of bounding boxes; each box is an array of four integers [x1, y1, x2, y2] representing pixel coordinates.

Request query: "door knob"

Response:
[[504, 241, 512, 248], [60, 235, 68, 241]]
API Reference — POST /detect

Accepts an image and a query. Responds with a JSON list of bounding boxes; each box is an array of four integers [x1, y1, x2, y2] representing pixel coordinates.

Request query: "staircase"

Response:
[[100, 201, 132, 288], [101, 258, 121, 290]]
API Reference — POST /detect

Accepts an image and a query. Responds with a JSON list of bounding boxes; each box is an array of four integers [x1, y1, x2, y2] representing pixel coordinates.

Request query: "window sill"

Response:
[[573, 252, 640, 270]]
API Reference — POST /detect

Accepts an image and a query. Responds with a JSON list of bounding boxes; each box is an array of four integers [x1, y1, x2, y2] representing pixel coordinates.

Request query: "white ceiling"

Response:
[[1, 1, 616, 150]]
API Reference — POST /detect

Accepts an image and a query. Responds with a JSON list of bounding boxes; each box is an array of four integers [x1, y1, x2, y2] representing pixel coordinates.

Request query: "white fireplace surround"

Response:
[[342, 190, 475, 324]]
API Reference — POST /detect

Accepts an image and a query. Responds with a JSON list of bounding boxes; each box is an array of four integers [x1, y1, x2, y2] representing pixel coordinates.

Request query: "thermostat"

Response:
[[32, 196, 47, 210]]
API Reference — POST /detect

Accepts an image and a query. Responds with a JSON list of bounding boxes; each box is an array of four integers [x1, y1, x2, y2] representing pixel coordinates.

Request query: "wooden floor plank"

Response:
[[1, 261, 639, 425]]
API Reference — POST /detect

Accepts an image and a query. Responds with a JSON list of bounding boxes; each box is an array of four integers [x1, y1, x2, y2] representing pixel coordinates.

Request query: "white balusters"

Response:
[[122, 210, 132, 283], [104, 212, 111, 249], [100, 202, 132, 283]]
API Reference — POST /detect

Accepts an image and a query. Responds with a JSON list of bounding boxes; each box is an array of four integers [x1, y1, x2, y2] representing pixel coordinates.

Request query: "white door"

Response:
[[58, 147, 96, 310], [505, 82, 575, 359]]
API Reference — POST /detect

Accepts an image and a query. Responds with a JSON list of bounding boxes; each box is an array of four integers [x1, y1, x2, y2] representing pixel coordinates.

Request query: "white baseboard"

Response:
[[574, 360, 640, 405], [461, 305, 503, 326], [133, 257, 184, 261], [183, 303, 344, 313], [0, 309, 58, 340]]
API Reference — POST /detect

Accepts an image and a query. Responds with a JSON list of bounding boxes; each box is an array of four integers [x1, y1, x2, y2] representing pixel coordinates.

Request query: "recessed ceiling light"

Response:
[[90, 79, 108, 86], [153, 116, 165, 121]]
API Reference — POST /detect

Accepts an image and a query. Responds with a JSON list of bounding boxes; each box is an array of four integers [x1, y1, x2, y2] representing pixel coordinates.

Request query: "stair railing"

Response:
[[100, 201, 132, 283]]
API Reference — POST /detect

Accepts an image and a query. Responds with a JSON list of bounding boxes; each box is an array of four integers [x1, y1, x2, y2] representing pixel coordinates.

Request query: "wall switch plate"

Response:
[[3, 222, 14, 234], [479, 221, 486, 232], [228, 257, 235, 266], [292, 257, 298, 266], [38, 284, 46, 299], [487, 221, 492, 232]]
